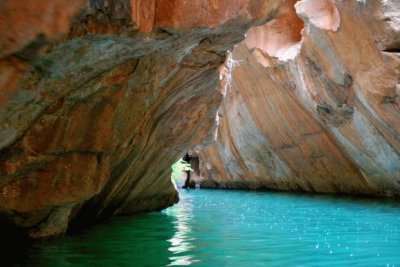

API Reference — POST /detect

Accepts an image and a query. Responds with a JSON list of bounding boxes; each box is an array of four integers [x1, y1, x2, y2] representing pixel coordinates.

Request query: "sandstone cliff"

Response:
[[1, 0, 399, 239], [198, 0, 400, 197], [0, 0, 284, 238]]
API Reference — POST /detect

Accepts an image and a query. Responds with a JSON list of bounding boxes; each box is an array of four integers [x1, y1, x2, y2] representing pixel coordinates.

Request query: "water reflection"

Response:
[[14, 212, 177, 266], [164, 190, 199, 266], [6, 189, 400, 266]]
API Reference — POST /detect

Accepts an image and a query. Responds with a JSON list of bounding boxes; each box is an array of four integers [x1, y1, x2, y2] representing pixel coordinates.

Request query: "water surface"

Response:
[[12, 189, 400, 266]]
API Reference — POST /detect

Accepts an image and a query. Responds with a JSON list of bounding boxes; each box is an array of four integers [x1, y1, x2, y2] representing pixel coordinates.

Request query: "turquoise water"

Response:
[[11, 189, 400, 266]]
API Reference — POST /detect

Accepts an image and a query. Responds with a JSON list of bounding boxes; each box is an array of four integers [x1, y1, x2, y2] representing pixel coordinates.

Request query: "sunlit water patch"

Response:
[[10, 190, 400, 266]]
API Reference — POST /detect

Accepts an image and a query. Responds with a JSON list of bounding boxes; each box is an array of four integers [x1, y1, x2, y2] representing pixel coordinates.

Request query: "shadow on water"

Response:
[[5, 196, 195, 267], [2, 189, 400, 266], [0, 222, 33, 267], [16, 216, 178, 266]]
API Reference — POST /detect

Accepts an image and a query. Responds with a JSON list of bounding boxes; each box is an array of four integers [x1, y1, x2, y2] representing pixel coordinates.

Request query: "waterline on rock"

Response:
[[10, 189, 400, 266]]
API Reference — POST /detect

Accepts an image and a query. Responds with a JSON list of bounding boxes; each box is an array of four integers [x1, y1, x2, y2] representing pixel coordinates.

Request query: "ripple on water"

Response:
[[10, 189, 400, 266]]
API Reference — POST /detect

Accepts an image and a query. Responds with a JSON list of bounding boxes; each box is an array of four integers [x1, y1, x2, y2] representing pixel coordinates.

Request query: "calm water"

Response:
[[10, 189, 400, 266]]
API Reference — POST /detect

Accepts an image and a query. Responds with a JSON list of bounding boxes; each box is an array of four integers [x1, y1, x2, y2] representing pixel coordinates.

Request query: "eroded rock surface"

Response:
[[197, 0, 400, 197], [0, 0, 284, 238], [1, 0, 399, 239]]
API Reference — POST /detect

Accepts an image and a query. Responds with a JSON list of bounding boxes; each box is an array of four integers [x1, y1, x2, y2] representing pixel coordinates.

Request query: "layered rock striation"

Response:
[[198, 0, 400, 197], [1, 0, 399, 239], [0, 0, 284, 238]]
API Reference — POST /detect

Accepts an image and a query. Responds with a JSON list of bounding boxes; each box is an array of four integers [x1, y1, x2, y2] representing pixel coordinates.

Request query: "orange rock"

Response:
[[198, 0, 400, 197], [0, 0, 285, 238]]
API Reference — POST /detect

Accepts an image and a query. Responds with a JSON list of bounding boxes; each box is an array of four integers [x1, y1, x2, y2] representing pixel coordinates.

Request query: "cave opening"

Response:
[[1, 0, 400, 266], [171, 152, 201, 190]]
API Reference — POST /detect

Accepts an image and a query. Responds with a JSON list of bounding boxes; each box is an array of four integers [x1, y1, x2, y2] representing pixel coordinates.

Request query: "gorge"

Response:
[[0, 0, 399, 264]]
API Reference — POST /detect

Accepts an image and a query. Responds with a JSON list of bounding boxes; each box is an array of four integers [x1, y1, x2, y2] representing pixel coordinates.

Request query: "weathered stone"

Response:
[[1, 0, 399, 239], [0, 0, 285, 238], [197, 0, 400, 197]]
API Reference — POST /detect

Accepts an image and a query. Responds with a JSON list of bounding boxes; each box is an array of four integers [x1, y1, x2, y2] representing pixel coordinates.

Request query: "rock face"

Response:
[[1, 0, 399, 239], [198, 0, 400, 197], [0, 0, 285, 238]]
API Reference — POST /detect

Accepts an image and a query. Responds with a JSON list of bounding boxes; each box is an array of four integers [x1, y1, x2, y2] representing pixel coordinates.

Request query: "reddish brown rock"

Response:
[[197, 0, 400, 197], [0, 0, 284, 238], [1, 0, 398, 239]]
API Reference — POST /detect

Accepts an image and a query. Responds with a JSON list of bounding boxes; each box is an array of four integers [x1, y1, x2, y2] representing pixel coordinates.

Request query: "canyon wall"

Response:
[[198, 0, 400, 197], [0, 0, 285, 238], [1, 0, 399, 239]]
